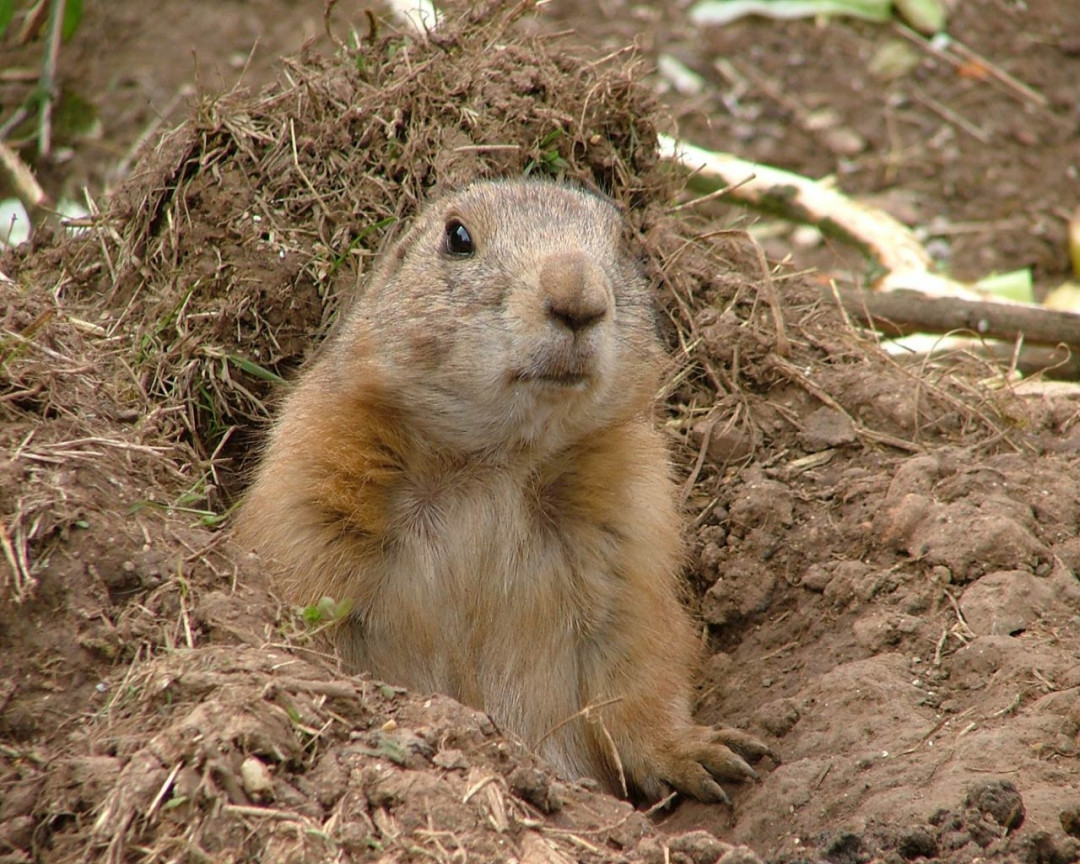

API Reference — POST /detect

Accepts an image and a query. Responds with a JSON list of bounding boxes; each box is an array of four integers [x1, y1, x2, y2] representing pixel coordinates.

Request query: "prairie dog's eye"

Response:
[[444, 219, 474, 257]]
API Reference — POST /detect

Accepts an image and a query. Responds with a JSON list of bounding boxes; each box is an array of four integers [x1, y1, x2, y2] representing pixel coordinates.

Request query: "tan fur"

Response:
[[237, 179, 770, 802]]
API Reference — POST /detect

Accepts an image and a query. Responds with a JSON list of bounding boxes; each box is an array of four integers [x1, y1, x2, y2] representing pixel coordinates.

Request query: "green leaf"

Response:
[[355, 734, 410, 766], [0, 0, 15, 39], [894, 0, 946, 34], [538, 128, 563, 148], [301, 596, 351, 626], [327, 216, 397, 277], [62, 0, 83, 41], [976, 268, 1034, 305], [227, 354, 287, 385], [162, 795, 190, 810], [689, 0, 893, 26]]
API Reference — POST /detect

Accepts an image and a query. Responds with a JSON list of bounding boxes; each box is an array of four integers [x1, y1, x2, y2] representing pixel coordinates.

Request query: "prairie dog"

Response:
[[238, 179, 771, 802]]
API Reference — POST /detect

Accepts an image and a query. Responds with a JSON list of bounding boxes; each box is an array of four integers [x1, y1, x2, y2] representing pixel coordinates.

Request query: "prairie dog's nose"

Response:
[[540, 252, 609, 333]]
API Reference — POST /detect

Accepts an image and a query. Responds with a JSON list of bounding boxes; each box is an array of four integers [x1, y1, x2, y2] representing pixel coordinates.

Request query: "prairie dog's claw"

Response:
[[710, 727, 780, 766], [655, 727, 776, 804]]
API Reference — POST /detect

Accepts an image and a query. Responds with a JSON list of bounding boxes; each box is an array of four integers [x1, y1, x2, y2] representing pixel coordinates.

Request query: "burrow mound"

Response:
[[3, 2, 1079, 863]]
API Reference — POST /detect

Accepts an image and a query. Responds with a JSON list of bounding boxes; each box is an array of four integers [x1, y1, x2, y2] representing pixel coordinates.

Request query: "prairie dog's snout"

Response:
[[512, 250, 615, 389], [540, 251, 610, 334]]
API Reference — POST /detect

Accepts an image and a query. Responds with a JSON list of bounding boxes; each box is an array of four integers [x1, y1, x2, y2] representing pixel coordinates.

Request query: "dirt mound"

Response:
[[3, 3, 1080, 863]]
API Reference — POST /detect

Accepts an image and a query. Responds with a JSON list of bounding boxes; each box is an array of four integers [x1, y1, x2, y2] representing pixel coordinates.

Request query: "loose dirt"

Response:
[[2, 2, 1078, 863]]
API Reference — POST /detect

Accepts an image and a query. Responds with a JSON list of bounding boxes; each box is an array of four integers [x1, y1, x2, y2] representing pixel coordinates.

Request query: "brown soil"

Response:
[[2, 2, 1079, 864]]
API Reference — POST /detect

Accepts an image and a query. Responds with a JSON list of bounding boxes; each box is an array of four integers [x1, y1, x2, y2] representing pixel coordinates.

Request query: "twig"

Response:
[[750, 235, 790, 357], [933, 627, 948, 666], [0, 141, 50, 234], [14, 1, 50, 43], [893, 23, 1048, 110], [943, 588, 976, 641], [222, 804, 308, 821], [145, 761, 184, 821], [462, 773, 502, 803], [0, 519, 36, 602], [991, 693, 1022, 718], [659, 133, 1042, 314], [828, 285, 1080, 355], [910, 87, 990, 144], [595, 714, 628, 798], [668, 174, 753, 214], [0, 102, 32, 141], [37, 436, 170, 455], [452, 144, 522, 153], [681, 417, 717, 503], [543, 791, 678, 836], [947, 37, 1049, 108], [532, 697, 623, 750], [901, 708, 973, 755]]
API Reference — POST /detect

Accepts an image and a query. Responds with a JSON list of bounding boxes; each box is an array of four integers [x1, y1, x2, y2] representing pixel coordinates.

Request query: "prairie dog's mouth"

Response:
[[512, 369, 590, 389], [512, 339, 600, 390]]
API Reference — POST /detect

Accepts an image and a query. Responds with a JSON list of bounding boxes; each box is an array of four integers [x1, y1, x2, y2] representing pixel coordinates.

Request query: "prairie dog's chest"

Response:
[[388, 468, 532, 589], [365, 463, 617, 661], [351, 462, 619, 765], [383, 466, 584, 599]]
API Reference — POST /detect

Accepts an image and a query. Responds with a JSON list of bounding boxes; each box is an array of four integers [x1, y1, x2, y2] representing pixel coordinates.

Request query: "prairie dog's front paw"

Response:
[[656, 727, 777, 805]]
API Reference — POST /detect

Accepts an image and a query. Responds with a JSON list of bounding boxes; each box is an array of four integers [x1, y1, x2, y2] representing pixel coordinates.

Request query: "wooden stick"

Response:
[[830, 286, 1080, 352], [828, 285, 1080, 378], [0, 140, 50, 229]]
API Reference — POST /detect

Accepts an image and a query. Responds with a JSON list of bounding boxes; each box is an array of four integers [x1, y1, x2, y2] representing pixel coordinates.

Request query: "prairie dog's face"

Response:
[[351, 180, 661, 453]]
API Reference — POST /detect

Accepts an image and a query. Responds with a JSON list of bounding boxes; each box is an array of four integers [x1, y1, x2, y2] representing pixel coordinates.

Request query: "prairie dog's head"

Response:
[[341, 179, 663, 454]]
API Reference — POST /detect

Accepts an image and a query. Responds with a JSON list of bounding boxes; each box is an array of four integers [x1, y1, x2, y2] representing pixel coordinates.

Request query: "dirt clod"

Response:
[[965, 779, 1026, 832], [896, 826, 938, 860], [508, 765, 565, 814], [1063, 807, 1080, 840], [822, 831, 870, 864]]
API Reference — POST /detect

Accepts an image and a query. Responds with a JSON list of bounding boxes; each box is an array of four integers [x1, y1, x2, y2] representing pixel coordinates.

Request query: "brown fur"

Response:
[[237, 179, 771, 802]]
